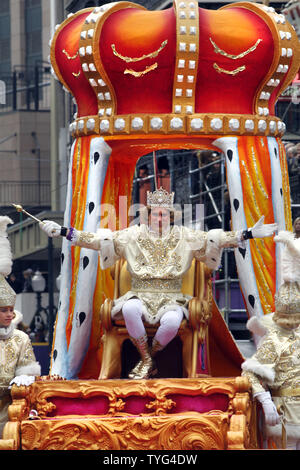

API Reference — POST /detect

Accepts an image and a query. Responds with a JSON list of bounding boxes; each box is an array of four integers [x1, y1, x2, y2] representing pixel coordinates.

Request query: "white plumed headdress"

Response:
[[0, 216, 16, 307]]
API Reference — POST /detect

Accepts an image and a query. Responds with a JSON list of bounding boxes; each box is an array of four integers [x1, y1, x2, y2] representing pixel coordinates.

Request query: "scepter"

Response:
[[10, 203, 45, 224], [10, 204, 60, 235]]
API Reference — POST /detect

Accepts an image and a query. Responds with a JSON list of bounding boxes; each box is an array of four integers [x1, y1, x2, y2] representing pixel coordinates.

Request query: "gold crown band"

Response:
[[69, 113, 286, 138]]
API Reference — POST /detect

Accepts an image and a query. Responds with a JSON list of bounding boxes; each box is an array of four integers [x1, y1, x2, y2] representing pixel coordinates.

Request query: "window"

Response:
[[0, 0, 11, 79], [25, 0, 42, 70]]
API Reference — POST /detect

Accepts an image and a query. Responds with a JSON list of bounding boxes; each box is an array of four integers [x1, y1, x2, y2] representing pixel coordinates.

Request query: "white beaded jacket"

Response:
[[242, 323, 300, 439], [0, 311, 41, 398], [73, 224, 241, 324]]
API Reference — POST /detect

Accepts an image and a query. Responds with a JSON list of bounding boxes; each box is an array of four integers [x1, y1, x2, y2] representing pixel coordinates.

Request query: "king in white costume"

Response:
[[0, 217, 41, 438], [242, 224, 300, 449], [41, 188, 277, 379]]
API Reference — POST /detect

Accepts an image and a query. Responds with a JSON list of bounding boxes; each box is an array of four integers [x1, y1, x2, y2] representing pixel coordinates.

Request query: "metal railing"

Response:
[[0, 181, 51, 207]]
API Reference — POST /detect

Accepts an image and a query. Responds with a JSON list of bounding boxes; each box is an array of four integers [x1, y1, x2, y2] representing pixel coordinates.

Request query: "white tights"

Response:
[[122, 298, 183, 347]]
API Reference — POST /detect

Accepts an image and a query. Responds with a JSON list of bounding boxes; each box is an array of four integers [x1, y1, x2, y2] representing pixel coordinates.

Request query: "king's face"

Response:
[[149, 207, 173, 235]]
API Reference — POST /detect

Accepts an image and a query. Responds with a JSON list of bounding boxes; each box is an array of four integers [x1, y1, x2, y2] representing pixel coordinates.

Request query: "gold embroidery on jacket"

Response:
[[135, 232, 181, 275]]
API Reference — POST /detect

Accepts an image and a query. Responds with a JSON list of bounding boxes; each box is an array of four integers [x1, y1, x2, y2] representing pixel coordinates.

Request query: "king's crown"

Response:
[[147, 187, 175, 209]]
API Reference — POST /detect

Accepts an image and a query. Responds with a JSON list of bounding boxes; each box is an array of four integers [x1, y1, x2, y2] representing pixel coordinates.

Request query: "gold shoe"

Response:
[[128, 334, 156, 379], [128, 359, 143, 379], [132, 355, 155, 380]]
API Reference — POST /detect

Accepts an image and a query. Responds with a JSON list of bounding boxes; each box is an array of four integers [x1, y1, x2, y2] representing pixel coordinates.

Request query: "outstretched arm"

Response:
[[213, 216, 278, 250], [190, 216, 277, 270], [39, 220, 101, 250], [39, 220, 121, 269]]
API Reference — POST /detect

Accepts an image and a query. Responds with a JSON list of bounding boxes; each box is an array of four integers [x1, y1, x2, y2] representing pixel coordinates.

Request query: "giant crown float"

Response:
[[50, 1, 300, 138], [47, 1, 300, 383]]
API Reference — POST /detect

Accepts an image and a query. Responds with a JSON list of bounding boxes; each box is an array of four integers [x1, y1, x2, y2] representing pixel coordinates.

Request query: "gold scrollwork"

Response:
[[209, 38, 262, 60], [62, 49, 79, 60], [124, 63, 158, 77], [213, 63, 246, 76], [111, 40, 168, 63]]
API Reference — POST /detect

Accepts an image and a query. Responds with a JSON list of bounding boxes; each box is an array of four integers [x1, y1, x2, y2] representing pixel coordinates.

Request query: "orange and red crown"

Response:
[[50, 1, 300, 138]]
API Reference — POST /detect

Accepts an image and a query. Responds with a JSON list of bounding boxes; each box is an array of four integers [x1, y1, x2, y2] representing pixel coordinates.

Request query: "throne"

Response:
[[99, 258, 212, 380]]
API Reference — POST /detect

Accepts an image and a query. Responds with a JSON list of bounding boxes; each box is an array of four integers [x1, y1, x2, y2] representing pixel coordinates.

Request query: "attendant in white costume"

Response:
[[0, 217, 40, 438], [40, 188, 277, 379], [275, 217, 300, 285], [242, 226, 300, 450]]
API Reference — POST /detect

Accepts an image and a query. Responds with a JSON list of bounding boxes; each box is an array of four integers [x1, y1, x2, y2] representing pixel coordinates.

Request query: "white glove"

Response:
[[9, 375, 36, 388], [39, 220, 62, 238], [255, 391, 280, 426], [250, 216, 278, 239]]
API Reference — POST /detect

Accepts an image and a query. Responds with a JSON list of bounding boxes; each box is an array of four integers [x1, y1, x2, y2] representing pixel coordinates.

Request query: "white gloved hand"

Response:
[[39, 220, 62, 238], [9, 375, 36, 388], [255, 391, 281, 426], [250, 216, 278, 239]]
